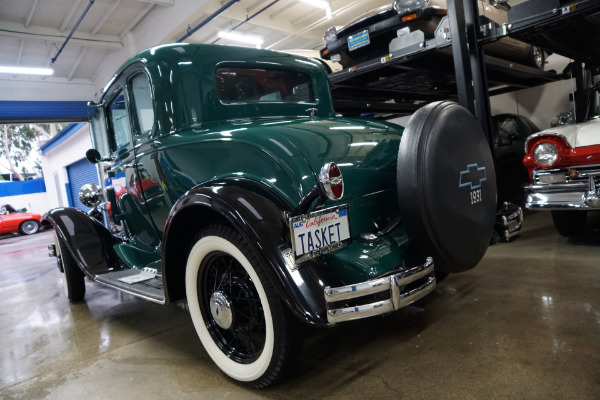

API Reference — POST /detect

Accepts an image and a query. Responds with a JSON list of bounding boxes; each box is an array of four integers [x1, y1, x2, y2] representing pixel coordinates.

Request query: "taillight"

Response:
[[319, 162, 344, 200]]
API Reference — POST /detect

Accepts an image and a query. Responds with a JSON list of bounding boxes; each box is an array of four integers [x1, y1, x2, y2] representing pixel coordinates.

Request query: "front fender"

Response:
[[163, 183, 341, 327], [43, 208, 123, 276]]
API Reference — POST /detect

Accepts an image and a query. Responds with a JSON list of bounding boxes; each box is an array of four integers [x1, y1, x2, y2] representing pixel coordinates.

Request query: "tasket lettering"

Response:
[[298, 233, 306, 254], [320, 227, 328, 246], [297, 221, 344, 256], [307, 231, 314, 252]]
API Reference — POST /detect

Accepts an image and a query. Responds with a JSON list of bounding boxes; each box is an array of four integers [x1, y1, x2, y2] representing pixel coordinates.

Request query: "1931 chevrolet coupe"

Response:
[[44, 43, 496, 387]]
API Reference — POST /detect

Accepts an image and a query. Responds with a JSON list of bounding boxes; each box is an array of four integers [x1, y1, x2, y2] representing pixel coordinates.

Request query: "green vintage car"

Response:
[[45, 43, 496, 387]]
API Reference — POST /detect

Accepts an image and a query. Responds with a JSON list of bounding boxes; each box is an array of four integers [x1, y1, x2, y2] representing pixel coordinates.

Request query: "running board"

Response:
[[94, 269, 166, 304]]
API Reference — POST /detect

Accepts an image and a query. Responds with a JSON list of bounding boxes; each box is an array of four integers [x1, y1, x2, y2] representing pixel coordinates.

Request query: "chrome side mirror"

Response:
[[79, 184, 104, 208]]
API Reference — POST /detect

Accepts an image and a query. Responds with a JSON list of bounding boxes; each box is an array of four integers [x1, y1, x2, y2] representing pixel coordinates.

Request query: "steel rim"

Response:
[[22, 221, 38, 234], [198, 251, 266, 364]]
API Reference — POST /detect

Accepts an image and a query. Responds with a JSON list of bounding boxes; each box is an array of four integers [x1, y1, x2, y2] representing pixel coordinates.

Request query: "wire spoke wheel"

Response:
[[199, 251, 266, 363], [185, 224, 302, 388]]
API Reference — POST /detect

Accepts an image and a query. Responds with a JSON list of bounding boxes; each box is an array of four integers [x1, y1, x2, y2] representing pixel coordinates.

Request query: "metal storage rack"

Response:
[[328, 0, 600, 138]]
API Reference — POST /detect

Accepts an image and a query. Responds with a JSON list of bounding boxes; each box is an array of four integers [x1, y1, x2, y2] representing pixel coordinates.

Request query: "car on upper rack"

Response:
[[320, 0, 546, 70], [43, 43, 497, 388], [0, 204, 42, 235], [523, 82, 600, 236]]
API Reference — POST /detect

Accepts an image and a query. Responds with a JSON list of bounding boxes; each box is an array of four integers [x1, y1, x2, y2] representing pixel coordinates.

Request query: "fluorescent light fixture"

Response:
[[298, 0, 332, 19], [0, 66, 54, 76], [299, 0, 329, 9], [217, 31, 264, 48]]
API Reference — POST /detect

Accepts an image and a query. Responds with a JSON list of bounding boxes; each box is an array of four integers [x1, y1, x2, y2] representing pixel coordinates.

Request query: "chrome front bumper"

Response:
[[525, 182, 600, 210], [526, 168, 600, 210], [324, 257, 435, 325]]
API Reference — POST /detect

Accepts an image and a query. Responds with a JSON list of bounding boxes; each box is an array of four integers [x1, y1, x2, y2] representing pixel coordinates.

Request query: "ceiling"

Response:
[[0, 0, 394, 102]]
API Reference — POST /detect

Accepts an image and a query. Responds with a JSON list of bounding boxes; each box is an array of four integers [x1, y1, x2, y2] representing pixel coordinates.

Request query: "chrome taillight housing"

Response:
[[319, 162, 344, 200]]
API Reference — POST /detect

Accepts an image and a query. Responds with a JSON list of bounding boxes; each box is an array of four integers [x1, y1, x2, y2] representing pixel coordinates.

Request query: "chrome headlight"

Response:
[[393, 0, 430, 13], [323, 27, 337, 46], [533, 142, 559, 167], [79, 183, 104, 208]]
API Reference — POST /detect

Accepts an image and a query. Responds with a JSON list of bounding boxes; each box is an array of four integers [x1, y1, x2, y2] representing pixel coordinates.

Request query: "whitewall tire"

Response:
[[185, 225, 301, 388]]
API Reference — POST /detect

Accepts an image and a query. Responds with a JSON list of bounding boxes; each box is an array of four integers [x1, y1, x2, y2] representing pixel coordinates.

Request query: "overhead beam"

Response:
[[0, 20, 123, 49], [119, 3, 154, 38], [214, 5, 323, 43], [91, 0, 122, 36], [25, 0, 40, 28], [60, 0, 83, 32], [67, 46, 88, 81]]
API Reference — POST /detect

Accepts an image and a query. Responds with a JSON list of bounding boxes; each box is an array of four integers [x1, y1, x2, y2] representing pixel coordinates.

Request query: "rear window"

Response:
[[216, 67, 314, 103]]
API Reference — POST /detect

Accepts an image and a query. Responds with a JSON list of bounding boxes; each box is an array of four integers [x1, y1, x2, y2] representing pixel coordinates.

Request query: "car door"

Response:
[[104, 80, 161, 261]]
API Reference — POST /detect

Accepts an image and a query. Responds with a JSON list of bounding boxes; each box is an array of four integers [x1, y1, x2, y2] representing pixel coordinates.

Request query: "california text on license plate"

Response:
[[289, 205, 350, 262]]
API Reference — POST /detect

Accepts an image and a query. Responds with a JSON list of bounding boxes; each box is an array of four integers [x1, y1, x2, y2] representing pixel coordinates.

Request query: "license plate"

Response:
[[289, 205, 350, 262], [348, 30, 370, 51]]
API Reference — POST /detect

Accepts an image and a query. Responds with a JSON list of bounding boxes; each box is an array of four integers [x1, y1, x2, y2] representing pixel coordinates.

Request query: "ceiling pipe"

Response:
[[211, 0, 280, 44], [177, 0, 240, 43], [51, 0, 95, 64]]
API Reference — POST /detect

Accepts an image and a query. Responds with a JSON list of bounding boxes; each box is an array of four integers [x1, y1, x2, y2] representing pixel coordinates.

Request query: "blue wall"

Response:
[[0, 179, 46, 196]]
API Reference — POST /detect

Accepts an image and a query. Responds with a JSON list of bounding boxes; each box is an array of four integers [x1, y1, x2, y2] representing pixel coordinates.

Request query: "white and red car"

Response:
[[523, 82, 600, 236]]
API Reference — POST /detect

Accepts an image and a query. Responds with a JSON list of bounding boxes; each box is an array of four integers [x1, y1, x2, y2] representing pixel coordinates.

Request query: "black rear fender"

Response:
[[163, 183, 335, 327], [43, 208, 123, 277]]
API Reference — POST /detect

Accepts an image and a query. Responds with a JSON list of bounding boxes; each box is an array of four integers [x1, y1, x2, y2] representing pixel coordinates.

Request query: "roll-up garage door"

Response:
[[66, 158, 99, 211]]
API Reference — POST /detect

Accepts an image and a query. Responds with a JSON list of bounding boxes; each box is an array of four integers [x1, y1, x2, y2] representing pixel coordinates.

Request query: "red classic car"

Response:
[[523, 82, 600, 236], [0, 206, 42, 235]]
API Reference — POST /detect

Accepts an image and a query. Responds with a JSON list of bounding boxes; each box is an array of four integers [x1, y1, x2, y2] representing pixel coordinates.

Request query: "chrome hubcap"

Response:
[[210, 291, 233, 329]]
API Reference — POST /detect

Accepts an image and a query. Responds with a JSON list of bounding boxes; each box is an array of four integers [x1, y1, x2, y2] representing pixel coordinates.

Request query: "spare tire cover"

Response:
[[397, 101, 496, 273]]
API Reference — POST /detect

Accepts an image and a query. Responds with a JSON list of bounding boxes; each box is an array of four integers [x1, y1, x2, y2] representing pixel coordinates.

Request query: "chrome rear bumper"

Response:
[[496, 202, 523, 241], [324, 257, 435, 325]]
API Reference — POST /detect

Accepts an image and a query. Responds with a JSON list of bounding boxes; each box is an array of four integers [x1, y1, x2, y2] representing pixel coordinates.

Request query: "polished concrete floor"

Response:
[[1, 211, 599, 399]]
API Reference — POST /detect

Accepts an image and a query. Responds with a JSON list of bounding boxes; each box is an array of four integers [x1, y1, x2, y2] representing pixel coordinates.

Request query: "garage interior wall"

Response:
[[491, 78, 575, 130]]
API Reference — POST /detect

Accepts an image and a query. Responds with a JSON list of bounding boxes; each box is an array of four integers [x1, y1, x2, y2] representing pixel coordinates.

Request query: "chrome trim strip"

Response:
[[324, 257, 435, 324], [526, 182, 587, 191]]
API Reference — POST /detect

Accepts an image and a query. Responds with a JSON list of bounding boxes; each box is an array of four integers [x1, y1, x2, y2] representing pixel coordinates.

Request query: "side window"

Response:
[[108, 91, 131, 149], [130, 73, 154, 135]]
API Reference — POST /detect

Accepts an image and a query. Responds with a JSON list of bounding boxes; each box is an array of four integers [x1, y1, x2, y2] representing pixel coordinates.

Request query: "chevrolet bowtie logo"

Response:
[[459, 163, 487, 189]]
